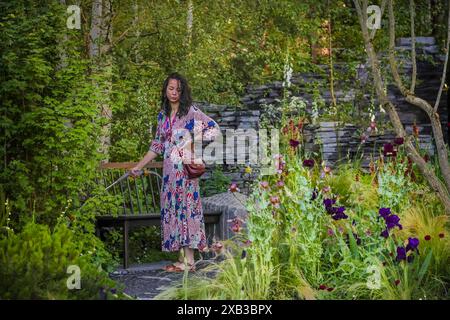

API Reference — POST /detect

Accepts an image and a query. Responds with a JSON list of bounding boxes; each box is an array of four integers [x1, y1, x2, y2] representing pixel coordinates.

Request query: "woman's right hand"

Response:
[[129, 167, 142, 177]]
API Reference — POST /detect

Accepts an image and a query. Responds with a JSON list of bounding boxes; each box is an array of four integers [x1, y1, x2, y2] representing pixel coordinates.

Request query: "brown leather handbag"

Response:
[[183, 142, 206, 179], [168, 113, 206, 179]]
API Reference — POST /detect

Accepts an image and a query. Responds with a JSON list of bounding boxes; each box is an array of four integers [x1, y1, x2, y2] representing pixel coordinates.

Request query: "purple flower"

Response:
[[323, 198, 336, 208], [383, 143, 397, 157], [385, 214, 402, 230], [311, 188, 318, 200], [323, 199, 347, 220], [303, 159, 315, 168], [347, 232, 361, 245], [405, 237, 419, 252], [380, 229, 389, 238], [394, 137, 404, 145], [396, 247, 407, 261], [289, 139, 300, 148], [331, 207, 348, 220], [379, 208, 391, 219]]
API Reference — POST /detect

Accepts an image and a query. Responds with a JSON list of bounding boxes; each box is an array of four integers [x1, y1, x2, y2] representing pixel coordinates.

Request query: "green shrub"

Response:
[[200, 167, 232, 197], [0, 220, 124, 300]]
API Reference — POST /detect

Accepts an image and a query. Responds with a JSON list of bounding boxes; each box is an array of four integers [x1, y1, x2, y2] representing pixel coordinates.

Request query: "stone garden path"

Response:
[[109, 192, 248, 299], [110, 260, 218, 300]]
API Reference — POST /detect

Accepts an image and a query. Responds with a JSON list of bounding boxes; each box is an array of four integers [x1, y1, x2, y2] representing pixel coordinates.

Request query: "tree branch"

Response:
[[434, 0, 450, 112], [388, 0, 408, 96], [387, 0, 450, 192], [353, 0, 450, 213], [410, 0, 416, 93]]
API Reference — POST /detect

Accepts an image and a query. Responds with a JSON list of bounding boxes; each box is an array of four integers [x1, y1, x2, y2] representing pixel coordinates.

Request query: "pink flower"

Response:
[[228, 183, 240, 193], [211, 241, 223, 253], [243, 239, 252, 247], [361, 133, 368, 143], [270, 195, 280, 208], [260, 181, 270, 189], [229, 217, 244, 233], [276, 180, 285, 188], [327, 228, 334, 236], [274, 154, 286, 174]]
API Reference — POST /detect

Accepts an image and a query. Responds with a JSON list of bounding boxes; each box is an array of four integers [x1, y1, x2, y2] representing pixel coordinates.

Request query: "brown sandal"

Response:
[[163, 262, 196, 272]]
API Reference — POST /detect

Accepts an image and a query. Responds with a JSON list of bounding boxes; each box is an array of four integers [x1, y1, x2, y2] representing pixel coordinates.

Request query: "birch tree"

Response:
[[353, 0, 450, 213]]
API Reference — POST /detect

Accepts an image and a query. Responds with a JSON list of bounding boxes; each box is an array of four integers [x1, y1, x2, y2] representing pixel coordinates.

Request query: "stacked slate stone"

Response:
[[238, 36, 448, 169], [192, 37, 447, 189], [194, 102, 262, 195]]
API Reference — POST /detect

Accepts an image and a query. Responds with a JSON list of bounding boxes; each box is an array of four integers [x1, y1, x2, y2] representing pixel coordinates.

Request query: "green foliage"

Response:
[[0, 220, 123, 299], [0, 1, 103, 227], [200, 167, 232, 197], [102, 226, 178, 265], [159, 136, 449, 300]]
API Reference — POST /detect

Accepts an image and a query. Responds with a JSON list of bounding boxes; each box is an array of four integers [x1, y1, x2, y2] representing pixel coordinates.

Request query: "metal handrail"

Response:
[[85, 161, 164, 215]]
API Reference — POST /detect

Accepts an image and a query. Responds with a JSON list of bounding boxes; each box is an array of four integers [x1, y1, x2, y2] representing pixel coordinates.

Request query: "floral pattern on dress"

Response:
[[149, 104, 220, 252]]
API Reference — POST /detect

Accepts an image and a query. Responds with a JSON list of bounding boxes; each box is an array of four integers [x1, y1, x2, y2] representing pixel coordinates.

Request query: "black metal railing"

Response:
[[96, 161, 163, 216]]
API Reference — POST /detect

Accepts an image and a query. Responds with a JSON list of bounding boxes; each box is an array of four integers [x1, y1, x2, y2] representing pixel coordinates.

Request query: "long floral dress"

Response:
[[149, 104, 220, 252]]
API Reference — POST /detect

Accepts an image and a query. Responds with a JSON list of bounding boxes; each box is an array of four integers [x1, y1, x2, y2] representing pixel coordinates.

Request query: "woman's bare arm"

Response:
[[130, 150, 158, 176]]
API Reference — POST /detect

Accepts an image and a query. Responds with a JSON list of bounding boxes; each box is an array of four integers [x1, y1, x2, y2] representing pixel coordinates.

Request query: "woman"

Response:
[[130, 72, 220, 272]]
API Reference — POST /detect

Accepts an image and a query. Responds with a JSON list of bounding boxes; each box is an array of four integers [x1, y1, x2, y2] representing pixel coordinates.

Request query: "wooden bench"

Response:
[[94, 161, 221, 269]]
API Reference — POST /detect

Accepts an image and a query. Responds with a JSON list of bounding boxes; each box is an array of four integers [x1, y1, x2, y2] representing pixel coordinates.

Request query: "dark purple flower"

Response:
[[383, 143, 397, 157], [380, 229, 389, 238], [241, 250, 247, 259], [323, 198, 336, 208], [405, 237, 419, 252], [346, 232, 361, 245], [394, 279, 400, 286], [394, 137, 404, 145], [303, 159, 315, 168], [311, 188, 318, 201], [354, 234, 361, 245], [396, 247, 407, 261], [379, 208, 391, 219], [332, 207, 348, 220], [424, 235, 431, 241], [385, 214, 402, 230], [289, 139, 300, 148], [319, 285, 327, 290]]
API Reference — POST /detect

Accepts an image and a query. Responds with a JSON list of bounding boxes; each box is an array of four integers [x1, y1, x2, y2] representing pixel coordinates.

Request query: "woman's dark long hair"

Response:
[[161, 72, 192, 118]]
